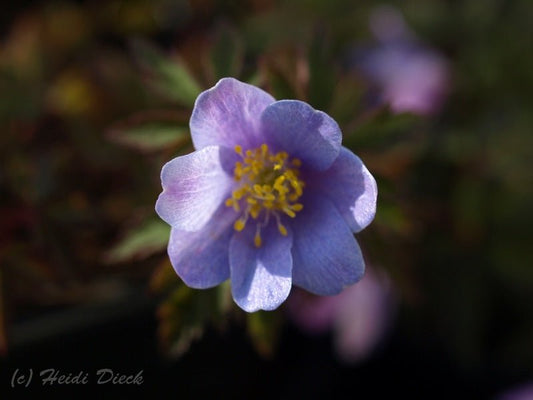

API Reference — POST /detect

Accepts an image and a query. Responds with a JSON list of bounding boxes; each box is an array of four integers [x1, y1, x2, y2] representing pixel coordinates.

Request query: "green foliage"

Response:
[[108, 121, 190, 152], [105, 219, 170, 264], [130, 38, 202, 106], [156, 282, 233, 357], [210, 22, 245, 80], [246, 310, 283, 358], [307, 29, 336, 111], [344, 109, 421, 148]]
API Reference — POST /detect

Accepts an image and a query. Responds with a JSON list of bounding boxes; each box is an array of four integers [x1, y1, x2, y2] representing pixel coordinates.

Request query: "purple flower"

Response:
[[354, 6, 450, 116], [287, 267, 395, 363], [155, 78, 377, 312]]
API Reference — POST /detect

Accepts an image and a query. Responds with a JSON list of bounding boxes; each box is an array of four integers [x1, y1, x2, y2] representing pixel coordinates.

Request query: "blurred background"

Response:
[[1, 0, 532, 398]]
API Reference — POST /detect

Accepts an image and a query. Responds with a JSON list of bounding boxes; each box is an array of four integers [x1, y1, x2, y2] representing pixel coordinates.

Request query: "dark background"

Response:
[[1, 305, 511, 398], [1, 0, 532, 398]]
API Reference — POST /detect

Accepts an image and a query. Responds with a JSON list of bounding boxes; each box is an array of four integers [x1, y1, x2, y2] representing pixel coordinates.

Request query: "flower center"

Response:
[[225, 144, 304, 247]]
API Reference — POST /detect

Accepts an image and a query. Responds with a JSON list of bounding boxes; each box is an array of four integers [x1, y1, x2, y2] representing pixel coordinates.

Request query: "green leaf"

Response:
[[216, 280, 233, 314], [157, 285, 229, 358], [259, 47, 306, 100], [149, 259, 180, 293], [263, 67, 296, 99], [131, 38, 202, 106], [108, 121, 190, 152], [246, 310, 282, 358], [374, 202, 412, 237], [328, 75, 365, 125], [167, 325, 204, 357], [210, 23, 244, 80], [307, 28, 336, 111], [344, 108, 420, 148], [105, 219, 170, 264]]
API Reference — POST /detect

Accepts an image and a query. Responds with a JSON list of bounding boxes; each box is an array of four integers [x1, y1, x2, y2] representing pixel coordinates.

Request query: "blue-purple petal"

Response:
[[155, 146, 234, 231], [311, 147, 377, 232], [229, 222, 293, 312], [168, 205, 235, 288], [291, 195, 365, 295], [260, 100, 342, 171], [190, 78, 275, 151]]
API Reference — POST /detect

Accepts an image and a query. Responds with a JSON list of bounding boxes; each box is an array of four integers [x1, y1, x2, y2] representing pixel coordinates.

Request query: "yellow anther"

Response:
[[225, 198, 239, 212], [250, 204, 261, 219], [283, 208, 296, 218], [264, 193, 275, 201], [233, 189, 244, 200], [234, 219, 246, 232], [291, 203, 303, 212], [225, 143, 305, 246], [254, 231, 262, 248]]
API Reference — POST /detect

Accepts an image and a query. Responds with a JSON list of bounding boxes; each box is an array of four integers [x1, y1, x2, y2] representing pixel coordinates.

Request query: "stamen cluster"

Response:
[[225, 144, 304, 247]]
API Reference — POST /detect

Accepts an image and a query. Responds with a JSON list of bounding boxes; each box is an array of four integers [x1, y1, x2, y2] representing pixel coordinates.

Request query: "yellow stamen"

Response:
[[254, 230, 262, 248], [234, 219, 246, 232], [283, 208, 296, 218], [225, 143, 305, 247], [291, 203, 303, 212], [249, 204, 261, 219]]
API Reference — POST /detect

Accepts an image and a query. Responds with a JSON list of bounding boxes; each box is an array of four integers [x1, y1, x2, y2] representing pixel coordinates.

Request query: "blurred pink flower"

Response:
[[354, 6, 450, 116], [497, 383, 533, 400], [287, 267, 395, 363]]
